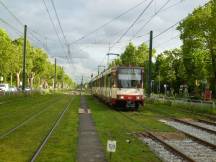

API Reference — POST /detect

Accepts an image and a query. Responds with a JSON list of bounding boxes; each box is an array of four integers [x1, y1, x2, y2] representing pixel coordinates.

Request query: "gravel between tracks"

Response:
[[190, 121, 216, 132], [165, 139, 216, 162], [161, 120, 216, 145], [142, 137, 187, 162]]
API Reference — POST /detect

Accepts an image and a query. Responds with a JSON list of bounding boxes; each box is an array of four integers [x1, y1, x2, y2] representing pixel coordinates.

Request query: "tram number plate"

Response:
[[107, 140, 116, 152]]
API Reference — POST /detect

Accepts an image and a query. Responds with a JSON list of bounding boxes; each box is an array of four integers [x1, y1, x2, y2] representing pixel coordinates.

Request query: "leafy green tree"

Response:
[[0, 29, 12, 81], [120, 42, 137, 65], [178, 0, 216, 95], [154, 48, 186, 93], [0, 28, 75, 89]]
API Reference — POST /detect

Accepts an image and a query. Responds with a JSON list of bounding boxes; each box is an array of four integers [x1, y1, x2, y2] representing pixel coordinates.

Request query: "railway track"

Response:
[[93, 98, 216, 162], [0, 94, 50, 106], [198, 119, 216, 126], [172, 118, 216, 135], [161, 119, 216, 146], [137, 130, 216, 162], [30, 97, 74, 162], [116, 111, 216, 162], [137, 132, 195, 162], [176, 109, 216, 122], [0, 97, 60, 139]]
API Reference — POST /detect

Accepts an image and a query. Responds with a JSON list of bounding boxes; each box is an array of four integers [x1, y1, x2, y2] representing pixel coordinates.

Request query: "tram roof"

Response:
[[90, 66, 144, 82]]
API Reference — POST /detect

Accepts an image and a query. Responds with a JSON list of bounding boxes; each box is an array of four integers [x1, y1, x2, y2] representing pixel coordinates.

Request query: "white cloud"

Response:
[[0, 0, 209, 83]]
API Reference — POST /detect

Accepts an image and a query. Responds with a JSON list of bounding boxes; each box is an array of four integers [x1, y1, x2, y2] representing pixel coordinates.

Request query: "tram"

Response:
[[90, 66, 144, 110]]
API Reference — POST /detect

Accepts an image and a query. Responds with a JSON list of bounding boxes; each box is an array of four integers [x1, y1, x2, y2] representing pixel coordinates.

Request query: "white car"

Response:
[[9, 86, 18, 92], [0, 84, 9, 92]]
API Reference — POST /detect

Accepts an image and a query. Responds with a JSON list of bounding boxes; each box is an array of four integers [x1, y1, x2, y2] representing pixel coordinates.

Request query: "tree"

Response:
[[0, 28, 76, 89], [154, 48, 186, 93], [178, 0, 216, 95], [0, 29, 12, 81], [12, 38, 25, 87], [120, 42, 137, 66]]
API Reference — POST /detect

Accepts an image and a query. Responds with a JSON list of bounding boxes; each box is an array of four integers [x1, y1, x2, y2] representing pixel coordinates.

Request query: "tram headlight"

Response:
[[120, 96, 124, 99], [136, 96, 140, 100]]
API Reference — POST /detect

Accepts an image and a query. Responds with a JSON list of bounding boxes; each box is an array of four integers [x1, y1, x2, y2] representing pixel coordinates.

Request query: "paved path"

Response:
[[77, 96, 107, 162]]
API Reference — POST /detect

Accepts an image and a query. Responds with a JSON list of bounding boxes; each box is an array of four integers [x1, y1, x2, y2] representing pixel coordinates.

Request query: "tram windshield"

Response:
[[118, 68, 142, 88]]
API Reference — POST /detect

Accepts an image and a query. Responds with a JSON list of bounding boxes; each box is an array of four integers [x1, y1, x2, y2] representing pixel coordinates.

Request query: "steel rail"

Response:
[[173, 118, 216, 135], [118, 110, 216, 155], [0, 97, 60, 139], [197, 119, 216, 126], [181, 131, 216, 151], [97, 100, 216, 160], [29, 97, 74, 162], [140, 132, 196, 162], [178, 109, 216, 122]]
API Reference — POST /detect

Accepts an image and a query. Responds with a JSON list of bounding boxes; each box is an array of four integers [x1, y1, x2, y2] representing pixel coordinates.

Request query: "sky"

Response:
[[0, 0, 209, 83]]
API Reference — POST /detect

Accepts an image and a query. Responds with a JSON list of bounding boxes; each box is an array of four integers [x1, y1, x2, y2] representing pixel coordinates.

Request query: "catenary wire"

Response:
[[132, 0, 172, 39], [50, 0, 68, 45], [110, 0, 154, 50], [70, 0, 149, 44]]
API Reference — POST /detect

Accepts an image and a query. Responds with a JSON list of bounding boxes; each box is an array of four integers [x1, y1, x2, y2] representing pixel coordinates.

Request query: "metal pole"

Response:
[[109, 152, 112, 162], [22, 25, 27, 92], [61, 66, 64, 89], [54, 58, 57, 89], [107, 43, 110, 67], [81, 75, 83, 95], [107, 54, 110, 67], [159, 65, 161, 94], [148, 31, 153, 97]]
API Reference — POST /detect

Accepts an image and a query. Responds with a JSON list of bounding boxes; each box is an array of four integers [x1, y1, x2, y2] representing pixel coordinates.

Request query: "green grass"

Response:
[[36, 96, 79, 162], [0, 94, 60, 134], [143, 103, 214, 120], [86, 96, 166, 162], [0, 94, 78, 162], [145, 98, 216, 115]]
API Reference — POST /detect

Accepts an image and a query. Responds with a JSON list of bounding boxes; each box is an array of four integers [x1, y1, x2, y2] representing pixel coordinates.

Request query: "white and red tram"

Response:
[[90, 66, 144, 110]]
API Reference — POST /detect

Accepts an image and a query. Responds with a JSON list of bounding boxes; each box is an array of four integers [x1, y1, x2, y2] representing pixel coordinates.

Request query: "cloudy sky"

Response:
[[0, 0, 209, 83]]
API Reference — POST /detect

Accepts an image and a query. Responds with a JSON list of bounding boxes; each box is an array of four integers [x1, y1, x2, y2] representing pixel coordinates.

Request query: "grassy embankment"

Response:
[[0, 94, 79, 162]]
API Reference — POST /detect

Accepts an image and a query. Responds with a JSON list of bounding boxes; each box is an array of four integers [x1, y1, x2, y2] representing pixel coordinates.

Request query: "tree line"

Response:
[[109, 0, 216, 98], [0, 28, 75, 89]]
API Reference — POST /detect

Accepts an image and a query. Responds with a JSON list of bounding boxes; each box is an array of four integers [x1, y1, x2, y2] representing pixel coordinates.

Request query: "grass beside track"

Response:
[[0, 94, 78, 162], [36, 96, 79, 162], [0, 95, 60, 135], [143, 103, 214, 119], [145, 98, 216, 115], [86, 96, 168, 162]]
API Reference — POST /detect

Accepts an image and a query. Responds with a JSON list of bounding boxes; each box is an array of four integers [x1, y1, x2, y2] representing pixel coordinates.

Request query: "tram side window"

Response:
[[111, 76, 117, 88]]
